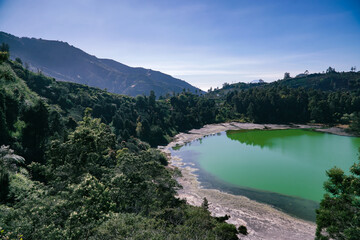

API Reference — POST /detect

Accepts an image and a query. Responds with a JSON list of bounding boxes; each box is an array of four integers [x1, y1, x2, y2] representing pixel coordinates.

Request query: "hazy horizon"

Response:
[[1, 0, 359, 91]]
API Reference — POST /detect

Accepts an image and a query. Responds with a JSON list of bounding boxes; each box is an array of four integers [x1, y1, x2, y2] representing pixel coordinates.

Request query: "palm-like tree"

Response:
[[0, 145, 24, 173]]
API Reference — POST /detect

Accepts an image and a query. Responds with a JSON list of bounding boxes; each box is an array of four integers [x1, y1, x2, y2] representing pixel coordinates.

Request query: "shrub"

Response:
[[238, 225, 248, 235]]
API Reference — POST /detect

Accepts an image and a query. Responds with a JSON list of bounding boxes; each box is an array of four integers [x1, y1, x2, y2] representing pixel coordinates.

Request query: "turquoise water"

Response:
[[172, 129, 360, 221]]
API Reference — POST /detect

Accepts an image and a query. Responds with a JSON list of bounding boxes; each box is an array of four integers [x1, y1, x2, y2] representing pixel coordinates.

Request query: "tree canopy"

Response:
[[316, 150, 360, 239]]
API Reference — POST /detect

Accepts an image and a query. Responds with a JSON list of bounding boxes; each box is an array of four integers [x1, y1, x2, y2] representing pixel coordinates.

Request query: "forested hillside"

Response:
[[208, 71, 360, 128], [222, 84, 360, 124], [0, 31, 201, 97], [0, 51, 240, 239], [275, 71, 360, 91]]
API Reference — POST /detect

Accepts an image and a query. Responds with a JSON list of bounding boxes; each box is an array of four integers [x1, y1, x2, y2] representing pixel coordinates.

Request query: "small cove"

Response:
[[171, 128, 360, 221]]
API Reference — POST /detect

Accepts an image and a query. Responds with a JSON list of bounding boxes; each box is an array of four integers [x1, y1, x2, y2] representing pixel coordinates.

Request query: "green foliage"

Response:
[[0, 43, 9, 52], [14, 58, 22, 65], [21, 100, 50, 164], [64, 174, 114, 239], [224, 85, 360, 123], [111, 149, 180, 214], [0, 113, 238, 239], [326, 66, 336, 74], [90, 213, 167, 240], [47, 109, 116, 186], [7, 172, 34, 203], [0, 62, 50, 167], [349, 112, 360, 135], [92, 207, 239, 240], [0, 52, 9, 63], [0, 145, 25, 203], [0, 172, 9, 203], [238, 225, 248, 235], [0, 145, 25, 174], [0, 226, 23, 240], [5, 60, 219, 147], [201, 197, 209, 210], [0, 64, 16, 83], [0, 43, 9, 62], [213, 223, 239, 240], [0, 60, 241, 240], [315, 152, 360, 239], [284, 72, 291, 79]]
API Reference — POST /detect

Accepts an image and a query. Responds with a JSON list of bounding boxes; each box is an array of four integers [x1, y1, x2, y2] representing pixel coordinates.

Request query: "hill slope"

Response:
[[0, 31, 201, 97], [0, 59, 238, 239], [208, 71, 360, 99], [274, 72, 360, 91]]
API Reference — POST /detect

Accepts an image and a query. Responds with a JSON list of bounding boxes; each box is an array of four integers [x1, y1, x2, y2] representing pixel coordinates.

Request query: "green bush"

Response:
[[238, 225, 248, 235]]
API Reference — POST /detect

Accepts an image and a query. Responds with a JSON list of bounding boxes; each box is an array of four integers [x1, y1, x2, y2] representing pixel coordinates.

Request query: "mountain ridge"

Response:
[[0, 31, 201, 97]]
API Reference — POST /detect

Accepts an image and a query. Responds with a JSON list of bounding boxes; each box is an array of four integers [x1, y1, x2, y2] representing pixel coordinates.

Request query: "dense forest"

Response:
[[0, 46, 242, 239], [222, 84, 360, 124], [1, 44, 360, 239]]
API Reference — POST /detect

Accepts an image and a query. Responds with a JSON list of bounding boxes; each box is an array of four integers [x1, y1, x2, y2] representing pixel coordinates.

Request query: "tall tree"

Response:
[[21, 100, 49, 164], [284, 72, 291, 79], [316, 151, 360, 240]]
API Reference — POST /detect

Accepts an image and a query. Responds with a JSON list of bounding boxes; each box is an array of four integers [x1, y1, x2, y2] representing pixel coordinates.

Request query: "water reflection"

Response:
[[226, 129, 317, 149]]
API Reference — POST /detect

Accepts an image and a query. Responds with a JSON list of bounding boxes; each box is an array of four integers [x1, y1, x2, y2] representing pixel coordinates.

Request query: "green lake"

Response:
[[171, 129, 360, 221]]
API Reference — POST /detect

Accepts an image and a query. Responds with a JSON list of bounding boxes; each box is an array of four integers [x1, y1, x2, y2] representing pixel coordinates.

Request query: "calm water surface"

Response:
[[172, 129, 360, 221]]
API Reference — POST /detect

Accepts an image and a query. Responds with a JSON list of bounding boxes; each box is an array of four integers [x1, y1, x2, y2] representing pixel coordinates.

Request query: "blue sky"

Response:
[[0, 0, 359, 90]]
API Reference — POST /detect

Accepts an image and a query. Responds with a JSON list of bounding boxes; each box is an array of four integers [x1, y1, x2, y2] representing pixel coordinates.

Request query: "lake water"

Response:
[[171, 129, 360, 221]]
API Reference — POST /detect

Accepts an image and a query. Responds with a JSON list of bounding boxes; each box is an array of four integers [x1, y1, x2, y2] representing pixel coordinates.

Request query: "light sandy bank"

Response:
[[160, 122, 350, 240]]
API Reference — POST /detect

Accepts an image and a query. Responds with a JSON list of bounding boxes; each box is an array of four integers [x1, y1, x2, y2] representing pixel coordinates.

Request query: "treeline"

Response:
[[0, 59, 240, 239], [276, 71, 360, 91], [223, 85, 360, 127], [209, 70, 360, 98]]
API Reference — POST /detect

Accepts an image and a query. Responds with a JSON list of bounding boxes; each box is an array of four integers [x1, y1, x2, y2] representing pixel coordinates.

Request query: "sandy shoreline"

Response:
[[160, 122, 351, 240]]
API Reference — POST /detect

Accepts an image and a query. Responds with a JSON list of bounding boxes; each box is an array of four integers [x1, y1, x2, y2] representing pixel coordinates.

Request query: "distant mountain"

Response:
[[0, 31, 201, 97]]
